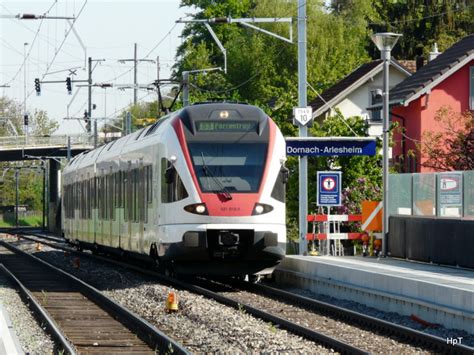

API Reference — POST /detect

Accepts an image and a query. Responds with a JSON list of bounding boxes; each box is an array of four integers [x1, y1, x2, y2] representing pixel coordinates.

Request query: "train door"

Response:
[[75, 178, 79, 240], [93, 174, 97, 245], [138, 161, 144, 253], [121, 161, 132, 251], [130, 165, 139, 252], [86, 173, 91, 243], [110, 170, 119, 248], [96, 170, 104, 246], [105, 167, 113, 247], [115, 170, 122, 249]]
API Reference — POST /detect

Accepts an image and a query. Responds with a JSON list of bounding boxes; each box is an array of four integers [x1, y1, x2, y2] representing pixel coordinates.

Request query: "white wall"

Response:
[[330, 67, 408, 138]]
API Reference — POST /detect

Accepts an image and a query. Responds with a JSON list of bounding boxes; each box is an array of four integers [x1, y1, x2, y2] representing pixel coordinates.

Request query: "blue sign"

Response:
[[317, 171, 342, 206], [286, 138, 376, 156]]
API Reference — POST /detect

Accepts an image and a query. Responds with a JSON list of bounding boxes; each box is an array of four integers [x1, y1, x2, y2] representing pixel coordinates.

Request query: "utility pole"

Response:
[[88, 56, 92, 143], [183, 71, 189, 107], [118, 44, 155, 106], [156, 56, 160, 114], [15, 169, 19, 227], [23, 42, 28, 143], [134, 43, 137, 104], [297, 0, 308, 255]]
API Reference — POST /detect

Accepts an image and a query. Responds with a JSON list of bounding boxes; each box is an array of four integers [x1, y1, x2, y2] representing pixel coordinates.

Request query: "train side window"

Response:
[[271, 166, 288, 203], [161, 158, 188, 203]]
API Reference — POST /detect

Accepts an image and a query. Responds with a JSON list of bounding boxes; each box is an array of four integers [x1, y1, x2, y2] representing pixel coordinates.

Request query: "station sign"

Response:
[[317, 171, 342, 206], [286, 137, 376, 156], [293, 107, 313, 126], [438, 172, 463, 217]]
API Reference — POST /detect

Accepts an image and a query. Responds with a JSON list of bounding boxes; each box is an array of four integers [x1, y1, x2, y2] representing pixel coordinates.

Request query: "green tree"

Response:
[[0, 96, 56, 224], [0, 96, 58, 136], [359, 0, 474, 59]]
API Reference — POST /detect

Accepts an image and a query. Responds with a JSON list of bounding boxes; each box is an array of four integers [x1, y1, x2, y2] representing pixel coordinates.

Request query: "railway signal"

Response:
[[34, 78, 41, 96], [84, 110, 91, 133], [66, 77, 72, 94]]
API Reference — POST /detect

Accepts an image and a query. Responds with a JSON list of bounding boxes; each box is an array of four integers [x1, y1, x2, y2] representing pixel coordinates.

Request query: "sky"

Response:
[[1, 0, 193, 135]]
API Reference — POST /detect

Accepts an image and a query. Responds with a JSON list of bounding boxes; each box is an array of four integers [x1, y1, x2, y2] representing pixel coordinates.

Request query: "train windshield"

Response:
[[188, 143, 267, 193]]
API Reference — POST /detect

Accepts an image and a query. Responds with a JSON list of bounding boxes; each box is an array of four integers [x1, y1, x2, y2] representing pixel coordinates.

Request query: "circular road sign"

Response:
[[322, 177, 336, 191]]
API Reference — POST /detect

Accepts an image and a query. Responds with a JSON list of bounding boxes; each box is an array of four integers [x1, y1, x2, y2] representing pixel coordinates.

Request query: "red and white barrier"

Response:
[[306, 214, 367, 241], [306, 232, 367, 240]]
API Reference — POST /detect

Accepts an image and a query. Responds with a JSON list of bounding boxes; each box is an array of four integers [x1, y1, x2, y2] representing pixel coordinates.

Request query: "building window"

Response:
[[370, 90, 382, 121], [470, 66, 474, 110]]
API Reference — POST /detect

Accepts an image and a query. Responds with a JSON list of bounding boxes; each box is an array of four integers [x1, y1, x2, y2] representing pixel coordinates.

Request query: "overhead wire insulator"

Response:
[[210, 17, 230, 24]]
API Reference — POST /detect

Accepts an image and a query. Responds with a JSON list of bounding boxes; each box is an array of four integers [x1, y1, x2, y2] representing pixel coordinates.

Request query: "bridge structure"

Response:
[[0, 134, 93, 233]]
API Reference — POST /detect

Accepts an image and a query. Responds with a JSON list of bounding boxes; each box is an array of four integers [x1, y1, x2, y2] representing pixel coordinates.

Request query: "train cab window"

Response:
[[161, 158, 188, 203], [188, 143, 267, 193]]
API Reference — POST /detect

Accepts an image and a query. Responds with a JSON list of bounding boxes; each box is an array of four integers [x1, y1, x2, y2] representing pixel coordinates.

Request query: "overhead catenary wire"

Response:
[[21, 0, 88, 104], [1, 1, 58, 86], [306, 81, 360, 137]]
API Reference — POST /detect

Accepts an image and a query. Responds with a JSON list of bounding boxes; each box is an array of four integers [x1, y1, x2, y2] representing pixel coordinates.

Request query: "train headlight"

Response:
[[184, 203, 208, 215], [219, 110, 229, 119], [195, 205, 206, 214], [252, 203, 273, 215]]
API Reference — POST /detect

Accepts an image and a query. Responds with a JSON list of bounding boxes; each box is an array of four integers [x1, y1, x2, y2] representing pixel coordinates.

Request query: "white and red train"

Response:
[[62, 102, 287, 277]]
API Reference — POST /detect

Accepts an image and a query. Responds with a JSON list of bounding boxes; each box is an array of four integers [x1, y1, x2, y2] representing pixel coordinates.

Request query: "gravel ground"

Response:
[[0, 273, 55, 354], [220, 287, 430, 354], [5, 236, 473, 353], [271, 285, 474, 348], [7, 239, 331, 354]]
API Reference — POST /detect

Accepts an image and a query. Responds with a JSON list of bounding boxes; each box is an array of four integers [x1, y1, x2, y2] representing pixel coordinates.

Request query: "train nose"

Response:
[[218, 231, 240, 246]]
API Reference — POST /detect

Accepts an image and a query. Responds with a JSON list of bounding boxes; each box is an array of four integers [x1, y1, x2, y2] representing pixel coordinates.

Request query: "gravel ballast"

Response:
[[0, 272, 55, 354], [4, 235, 473, 353], [5, 238, 329, 353]]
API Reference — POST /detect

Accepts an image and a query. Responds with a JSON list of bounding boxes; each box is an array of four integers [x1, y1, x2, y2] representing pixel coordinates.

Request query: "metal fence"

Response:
[[0, 134, 93, 149], [389, 170, 474, 219]]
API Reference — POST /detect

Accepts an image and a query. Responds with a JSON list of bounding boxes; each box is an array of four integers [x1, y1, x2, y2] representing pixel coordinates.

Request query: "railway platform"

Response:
[[0, 304, 23, 355], [274, 255, 474, 333]]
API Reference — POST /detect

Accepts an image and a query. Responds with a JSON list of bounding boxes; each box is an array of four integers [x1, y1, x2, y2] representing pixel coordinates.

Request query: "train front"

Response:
[[165, 103, 287, 276]]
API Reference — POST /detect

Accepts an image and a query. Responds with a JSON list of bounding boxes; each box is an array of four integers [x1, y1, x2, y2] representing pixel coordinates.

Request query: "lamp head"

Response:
[[371, 32, 402, 51]]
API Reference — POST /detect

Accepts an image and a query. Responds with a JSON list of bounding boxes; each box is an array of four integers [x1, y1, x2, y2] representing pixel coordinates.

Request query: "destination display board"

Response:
[[196, 121, 258, 133]]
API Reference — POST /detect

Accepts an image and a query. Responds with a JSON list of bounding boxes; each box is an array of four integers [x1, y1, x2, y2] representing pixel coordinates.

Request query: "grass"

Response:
[[0, 214, 44, 227]]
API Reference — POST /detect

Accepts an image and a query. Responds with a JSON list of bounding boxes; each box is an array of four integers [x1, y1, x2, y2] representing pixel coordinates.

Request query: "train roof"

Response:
[[63, 102, 268, 176]]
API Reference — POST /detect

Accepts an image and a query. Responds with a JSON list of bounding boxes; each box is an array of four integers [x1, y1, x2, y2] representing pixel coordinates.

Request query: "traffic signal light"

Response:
[[84, 110, 91, 133], [66, 77, 72, 94], [34, 78, 41, 96], [24, 114, 29, 126]]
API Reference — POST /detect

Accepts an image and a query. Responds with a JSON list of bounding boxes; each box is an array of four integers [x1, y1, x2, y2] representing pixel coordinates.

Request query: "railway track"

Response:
[[9, 231, 474, 354], [0, 239, 188, 355], [197, 277, 474, 355]]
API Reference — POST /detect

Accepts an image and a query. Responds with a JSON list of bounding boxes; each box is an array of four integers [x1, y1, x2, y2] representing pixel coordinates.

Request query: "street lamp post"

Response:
[[23, 42, 28, 143], [371, 32, 401, 257]]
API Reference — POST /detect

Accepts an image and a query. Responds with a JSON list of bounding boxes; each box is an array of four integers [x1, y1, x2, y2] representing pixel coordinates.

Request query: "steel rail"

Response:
[[0, 240, 190, 354], [236, 278, 474, 355], [14, 231, 474, 355], [9, 233, 366, 354], [0, 263, 77, 355]]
